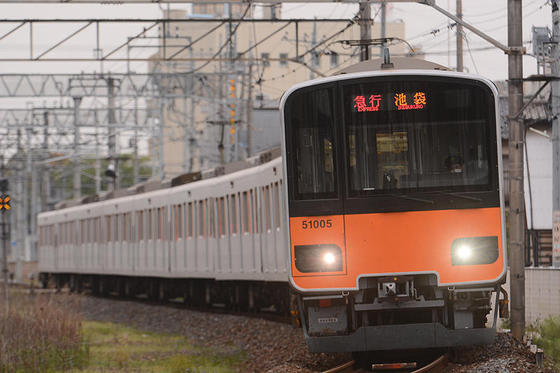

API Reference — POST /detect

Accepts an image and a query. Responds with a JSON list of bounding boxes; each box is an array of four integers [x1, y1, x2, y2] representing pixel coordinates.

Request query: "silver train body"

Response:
[[38, 157, 289, 302]]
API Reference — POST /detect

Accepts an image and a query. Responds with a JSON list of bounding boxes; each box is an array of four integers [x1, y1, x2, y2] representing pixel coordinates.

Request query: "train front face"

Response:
[[280, 71, 506, 352]]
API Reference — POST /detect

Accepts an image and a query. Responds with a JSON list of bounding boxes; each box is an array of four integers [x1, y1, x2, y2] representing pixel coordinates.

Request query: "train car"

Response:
[[37, 153, 290, 311], [280, 57, 508, 352]]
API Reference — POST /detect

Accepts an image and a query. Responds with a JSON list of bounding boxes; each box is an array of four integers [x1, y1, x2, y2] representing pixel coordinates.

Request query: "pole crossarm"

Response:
[[0, 108, 157, 129], [0, 18, 355, 63], [0, 72, 219, 97]]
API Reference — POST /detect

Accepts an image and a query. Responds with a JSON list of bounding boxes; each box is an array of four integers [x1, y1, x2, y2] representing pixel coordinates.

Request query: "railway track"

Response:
[[11, 284, 293, 325], [324, 353, 449, 373]]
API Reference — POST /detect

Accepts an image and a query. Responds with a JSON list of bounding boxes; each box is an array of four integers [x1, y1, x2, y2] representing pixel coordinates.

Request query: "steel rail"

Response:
[[323, 353, 449, 373]]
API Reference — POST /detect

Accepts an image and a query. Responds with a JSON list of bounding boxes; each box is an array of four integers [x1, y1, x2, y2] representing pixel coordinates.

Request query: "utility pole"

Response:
[[246, 62, 253, 158], [15, 129, 23, 282], [73, 96, 82, 200], [508, 0, 526, 339], [359, 1, 371, 61], [552, 0, 560, 268], [456, 0, 463, 72], [107, 77, 118, 190], [133, 97, 139, 185], [380, 1, 387, 56], [41, 111, 50, 212]]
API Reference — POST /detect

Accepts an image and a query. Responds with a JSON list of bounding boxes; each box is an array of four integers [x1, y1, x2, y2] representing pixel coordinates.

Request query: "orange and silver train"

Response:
[[280, 58, 508, 352]]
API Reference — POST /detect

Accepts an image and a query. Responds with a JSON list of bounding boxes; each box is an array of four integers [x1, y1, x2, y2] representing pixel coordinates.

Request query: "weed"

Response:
[[528, 316, 560, 370], [0, 293, 88, 372]]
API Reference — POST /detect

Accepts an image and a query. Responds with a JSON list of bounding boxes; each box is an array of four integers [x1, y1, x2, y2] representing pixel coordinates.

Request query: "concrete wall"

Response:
[[498, 268, 560, 325], [525, 268, 560, 323]]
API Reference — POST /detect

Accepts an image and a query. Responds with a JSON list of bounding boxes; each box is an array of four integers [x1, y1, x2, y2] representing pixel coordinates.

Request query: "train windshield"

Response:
[[342, 78, 495, 197]]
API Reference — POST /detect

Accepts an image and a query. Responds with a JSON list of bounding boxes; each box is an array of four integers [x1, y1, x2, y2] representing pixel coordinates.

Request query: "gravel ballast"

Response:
[[59, 294, 555, 372]]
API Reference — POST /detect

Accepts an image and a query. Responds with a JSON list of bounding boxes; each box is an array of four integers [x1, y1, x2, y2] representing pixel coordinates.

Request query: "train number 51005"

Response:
[[302, 219, 332, 230]]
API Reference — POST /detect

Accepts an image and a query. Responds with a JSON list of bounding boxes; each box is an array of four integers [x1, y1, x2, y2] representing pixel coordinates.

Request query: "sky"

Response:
[[0, 0, 552, 84]]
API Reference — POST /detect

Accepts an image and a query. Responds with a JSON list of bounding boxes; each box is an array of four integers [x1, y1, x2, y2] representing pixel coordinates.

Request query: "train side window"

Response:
[[187, 202, 193, 238], [198, 200, 205, 237], [138, 211, 143, 242], [176, 204, 182, 239], [264, 185, 271, 231], [118, 215, 122, 242], [148, 209, 153, 240], [251, 189, 258, 234], [112, 216, 117, 242], [273, 182, 281, 229], [104, 216, 109, 243], [93, 218, 98, 244], [242, 191, 250, 233], [127, 213, 132, 242], [208, 199, 215, 238], [218, 197, 226, 236], [164, 206, 168, 241], [156, 208, 162, 240], [182, 203, 187, 239], [230, 194, 238, 235]]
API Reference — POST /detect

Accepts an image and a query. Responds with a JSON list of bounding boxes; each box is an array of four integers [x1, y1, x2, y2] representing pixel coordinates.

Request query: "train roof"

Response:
[[336, 57, 450, 75]]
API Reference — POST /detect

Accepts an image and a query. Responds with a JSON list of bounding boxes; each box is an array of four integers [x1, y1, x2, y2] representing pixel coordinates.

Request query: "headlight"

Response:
[[294, 244, 343, 273], [451, 236, 499, 266]]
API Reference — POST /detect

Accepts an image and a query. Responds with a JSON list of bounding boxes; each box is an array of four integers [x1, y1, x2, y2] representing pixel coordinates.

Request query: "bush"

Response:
[[529, 316, 560, 370], [0, 293, 88, 372]]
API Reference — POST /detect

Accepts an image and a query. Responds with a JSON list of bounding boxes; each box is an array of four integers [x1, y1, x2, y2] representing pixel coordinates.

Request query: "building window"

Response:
[[261, 53, 270, 67], [312, 52, 320, 68], [330, 52, 339, 68], [279, 53, 288, 67]]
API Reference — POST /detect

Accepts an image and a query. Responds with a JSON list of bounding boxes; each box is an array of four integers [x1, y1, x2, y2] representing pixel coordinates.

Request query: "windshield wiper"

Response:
[[387, 194, 435, 204], [434, 191, 483, 202]]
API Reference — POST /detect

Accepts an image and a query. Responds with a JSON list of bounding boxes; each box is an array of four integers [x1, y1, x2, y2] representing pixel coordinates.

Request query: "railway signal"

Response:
[[0, 179, 9, 211]]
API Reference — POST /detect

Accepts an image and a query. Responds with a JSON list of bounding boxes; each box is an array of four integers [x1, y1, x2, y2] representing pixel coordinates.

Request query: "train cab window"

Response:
[[343, 79, 494, 197], [230, 194, 238, 235], [284, 86, 338, 200]]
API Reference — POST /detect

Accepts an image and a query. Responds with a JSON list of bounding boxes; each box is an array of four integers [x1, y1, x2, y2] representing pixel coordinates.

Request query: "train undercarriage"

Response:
[[40, 273, 292, 314], [295, 274, 508, 352]]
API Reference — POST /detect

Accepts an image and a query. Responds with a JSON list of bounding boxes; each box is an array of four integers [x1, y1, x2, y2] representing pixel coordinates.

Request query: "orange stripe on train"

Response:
[[290, 207, 503, 290]]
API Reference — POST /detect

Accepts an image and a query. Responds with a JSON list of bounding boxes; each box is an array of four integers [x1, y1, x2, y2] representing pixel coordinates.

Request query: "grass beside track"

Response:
[[82, 321, 245, 372]]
